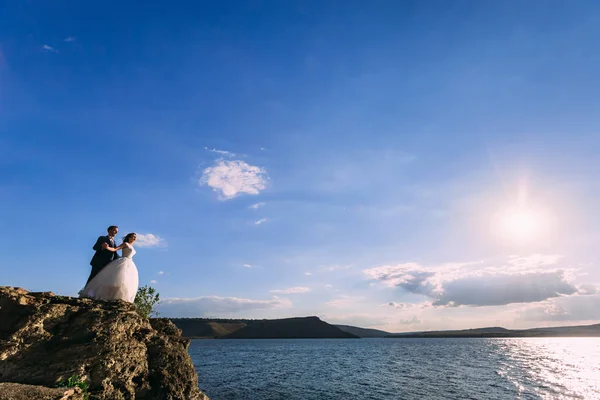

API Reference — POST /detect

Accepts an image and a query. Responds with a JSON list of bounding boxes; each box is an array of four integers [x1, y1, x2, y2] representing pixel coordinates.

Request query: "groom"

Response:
[[86, 225, 121, 285]]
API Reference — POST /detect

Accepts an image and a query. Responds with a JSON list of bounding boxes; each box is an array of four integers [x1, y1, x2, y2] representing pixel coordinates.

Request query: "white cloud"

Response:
[[304, 272, 313, 276], [243, 264, 253, 268], [42, 45, 58, 53], [254, 218, 268, 225], [435, 272, 576, 307], [150, 280, 158, 284], [158, 271, 165, 275], [519, 294, 600, 322], [200, 160, 268, 200], [157, 295, 292, 317], [270, 287, 311, 294], [249, 202, 266, 209], [364, 255, 578, 307], [134, 233, 166, 248], [324, 284, 333, 289], [204, 147, 236, 157], [64, 36, 76, 42]]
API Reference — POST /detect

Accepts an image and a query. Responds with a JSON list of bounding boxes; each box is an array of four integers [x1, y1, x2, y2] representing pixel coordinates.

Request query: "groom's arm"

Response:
[[92, 236, 107, 251]]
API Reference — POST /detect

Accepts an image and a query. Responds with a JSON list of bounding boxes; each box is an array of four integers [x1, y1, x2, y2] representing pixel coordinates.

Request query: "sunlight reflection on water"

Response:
[[190, 338, 600, 400], [492, 338, 600, 399]]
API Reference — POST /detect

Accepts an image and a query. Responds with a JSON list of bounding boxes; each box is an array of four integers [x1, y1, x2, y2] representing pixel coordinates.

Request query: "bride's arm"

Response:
[[102, 243, 126, 252]]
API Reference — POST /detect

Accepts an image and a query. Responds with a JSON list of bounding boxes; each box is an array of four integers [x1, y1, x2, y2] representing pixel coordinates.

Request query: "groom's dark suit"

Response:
[[86, 236, 120, 285]]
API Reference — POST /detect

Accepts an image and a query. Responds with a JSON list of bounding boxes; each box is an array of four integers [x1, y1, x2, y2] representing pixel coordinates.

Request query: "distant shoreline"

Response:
[[386, 325, 600, 339], [170, 318, 600, 339], [385, 333, 600, 338]]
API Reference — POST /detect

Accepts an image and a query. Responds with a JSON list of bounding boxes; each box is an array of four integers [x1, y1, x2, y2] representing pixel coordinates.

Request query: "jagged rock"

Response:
[[0, 383, 84, 400], [0, 286, 209, 400]]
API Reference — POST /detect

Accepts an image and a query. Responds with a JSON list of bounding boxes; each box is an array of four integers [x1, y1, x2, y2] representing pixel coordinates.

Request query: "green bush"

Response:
[[57, 375, 89, 399], [134, 285, 161, 318]]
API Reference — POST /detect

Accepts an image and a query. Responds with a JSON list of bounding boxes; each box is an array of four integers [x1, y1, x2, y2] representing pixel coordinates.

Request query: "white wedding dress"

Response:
[[79, 242, 139, 302]]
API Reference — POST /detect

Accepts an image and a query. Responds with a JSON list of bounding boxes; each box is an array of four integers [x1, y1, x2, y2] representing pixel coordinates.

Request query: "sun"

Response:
[[490, 179, 556, 246], [495, 206, 548, 245]]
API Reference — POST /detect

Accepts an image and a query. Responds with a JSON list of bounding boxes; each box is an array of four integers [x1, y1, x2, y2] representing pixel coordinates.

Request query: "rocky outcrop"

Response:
[[0, 287, 209, 400], [0, 382, 84, 400]]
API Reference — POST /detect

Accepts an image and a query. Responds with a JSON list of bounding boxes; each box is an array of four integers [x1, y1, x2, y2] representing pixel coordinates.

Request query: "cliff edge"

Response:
[[0, 286, 209, 400]]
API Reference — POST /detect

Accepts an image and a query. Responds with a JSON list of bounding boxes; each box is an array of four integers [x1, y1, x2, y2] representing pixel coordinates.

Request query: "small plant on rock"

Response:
[[57, 375, 89, 399], [134, 285, 161, 318]]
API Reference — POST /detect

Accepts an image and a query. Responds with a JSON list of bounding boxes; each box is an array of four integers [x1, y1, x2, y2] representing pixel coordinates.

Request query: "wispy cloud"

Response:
[[270, 287, 311, 294], [386, 301, 432, 310], [42, 45, 58, 53], [519, 294, 600, 322], [305, 148, 416, 194], [200, 160, 268, 200], [150, 280, 158, 284], [387, 302, 417, 309], [204, 147, 236, 157], [134, 233, 166, 248], [321, 264, 352, 272], [578, 284, 598, 295], [64, 36, 76, 42], [398, 315, 420, 325], [326, 295, 363, 308], [243, 264, 253, 268], [304, 272, 313, 276], [249, 202, 266, 209], [319, 313, 389, 328], [254, 218, 268, 225], [158, 271, 165, 275], [507, 254, 564, 270], [364, 255, 577, 307], [158, 295, 292, 317]]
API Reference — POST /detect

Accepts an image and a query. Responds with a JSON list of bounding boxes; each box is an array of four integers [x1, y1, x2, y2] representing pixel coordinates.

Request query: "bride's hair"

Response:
[[122, 233, 136, 243]]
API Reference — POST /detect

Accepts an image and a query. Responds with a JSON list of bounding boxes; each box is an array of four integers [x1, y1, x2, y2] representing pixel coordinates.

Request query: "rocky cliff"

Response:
[[0, 286, 209, 400]]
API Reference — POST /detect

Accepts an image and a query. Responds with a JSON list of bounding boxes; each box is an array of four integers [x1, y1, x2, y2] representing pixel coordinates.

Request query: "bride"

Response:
[[79, 233, 139, 302]]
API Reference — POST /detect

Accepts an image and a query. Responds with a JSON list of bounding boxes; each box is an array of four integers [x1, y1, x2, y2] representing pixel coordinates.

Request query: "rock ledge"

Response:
[[0, 286, 209, 400]]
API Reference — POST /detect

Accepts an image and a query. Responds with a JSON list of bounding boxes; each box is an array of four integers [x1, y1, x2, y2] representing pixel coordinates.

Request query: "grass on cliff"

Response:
[[57, 375, 89, 399]]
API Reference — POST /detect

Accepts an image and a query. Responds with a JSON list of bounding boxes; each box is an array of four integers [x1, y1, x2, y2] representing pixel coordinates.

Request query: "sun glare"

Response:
[[490, 179, 556, 246], [495, 206, 548, 245]]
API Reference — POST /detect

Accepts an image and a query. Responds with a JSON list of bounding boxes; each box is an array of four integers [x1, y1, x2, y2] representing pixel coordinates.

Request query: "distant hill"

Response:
[[170, 317, 600, 339], [334, 324, 390, 338], [225, 316, 358, 339], [387, 323, 600, 338], [170, 316, 359, 339], [169, 318, 248, 338]]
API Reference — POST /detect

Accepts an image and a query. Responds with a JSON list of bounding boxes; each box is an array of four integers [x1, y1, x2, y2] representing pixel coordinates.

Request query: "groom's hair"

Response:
[[107, 225, 118, 232]]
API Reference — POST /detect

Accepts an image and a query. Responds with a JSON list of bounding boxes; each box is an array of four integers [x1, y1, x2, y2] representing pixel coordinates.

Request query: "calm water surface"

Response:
[[189, 338, 600, 399]]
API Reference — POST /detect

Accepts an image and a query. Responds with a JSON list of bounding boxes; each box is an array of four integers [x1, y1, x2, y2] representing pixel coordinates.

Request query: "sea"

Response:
[[189, 338, 600, 400]]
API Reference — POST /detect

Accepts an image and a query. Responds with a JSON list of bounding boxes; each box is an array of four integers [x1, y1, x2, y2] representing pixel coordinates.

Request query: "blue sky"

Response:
[[2, 1, 600, 331]]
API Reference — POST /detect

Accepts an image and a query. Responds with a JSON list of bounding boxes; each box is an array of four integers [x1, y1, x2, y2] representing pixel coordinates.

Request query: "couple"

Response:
[[79, 226, 139, 303]]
